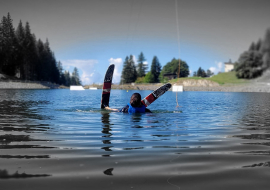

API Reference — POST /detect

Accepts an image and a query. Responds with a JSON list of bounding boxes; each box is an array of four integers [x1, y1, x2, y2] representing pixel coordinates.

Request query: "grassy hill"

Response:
[[169, 71, 249, 85]]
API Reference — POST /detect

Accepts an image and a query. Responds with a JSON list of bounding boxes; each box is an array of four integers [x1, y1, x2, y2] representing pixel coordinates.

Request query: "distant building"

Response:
[[163, 73, 177, 80], [224, 59, 234, 72]]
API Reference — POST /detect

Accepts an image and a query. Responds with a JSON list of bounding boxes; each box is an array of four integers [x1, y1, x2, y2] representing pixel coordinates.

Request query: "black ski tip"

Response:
[[161, 83, 172, 91]]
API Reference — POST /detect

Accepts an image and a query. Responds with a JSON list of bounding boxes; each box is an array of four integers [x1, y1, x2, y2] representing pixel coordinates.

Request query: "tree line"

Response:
[[193, 67, 214, 78], [0, 13, 81, 86], [235, 28, 270, 79], [121, 52, 190, 84]]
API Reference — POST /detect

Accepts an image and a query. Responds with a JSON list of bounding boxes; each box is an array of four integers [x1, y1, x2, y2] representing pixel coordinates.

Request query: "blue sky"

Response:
[[2, 0, 270, 84]]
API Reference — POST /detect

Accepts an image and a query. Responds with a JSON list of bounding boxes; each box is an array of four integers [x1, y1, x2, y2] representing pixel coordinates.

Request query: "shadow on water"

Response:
[[0, 169, 50, 179], [0, 134, 53, 143], [0, 134, 56, 149], [0, 155, 49, 159], [103, 168, 114, 176]]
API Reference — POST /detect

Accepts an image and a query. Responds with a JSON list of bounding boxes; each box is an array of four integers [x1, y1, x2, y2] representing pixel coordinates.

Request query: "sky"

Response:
[[1, 0, 270, 84]]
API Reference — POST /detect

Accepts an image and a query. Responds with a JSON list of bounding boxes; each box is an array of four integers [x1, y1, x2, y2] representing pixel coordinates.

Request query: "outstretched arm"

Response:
[[104, 106, 119, 112]]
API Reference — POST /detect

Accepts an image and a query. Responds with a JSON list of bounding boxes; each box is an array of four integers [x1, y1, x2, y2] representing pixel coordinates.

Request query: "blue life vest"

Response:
[[127, 103, 146, 114]]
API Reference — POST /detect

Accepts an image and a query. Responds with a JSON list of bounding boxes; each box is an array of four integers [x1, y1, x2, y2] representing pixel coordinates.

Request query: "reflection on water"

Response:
[[0, 155, 50, 159], [0, 90, 53, 179], [101, 112, 113, 153], [0, 169, 50, 178], [244, 162, 270, 168], [1, 89, 270, 189], [234, 134, 270, 140]]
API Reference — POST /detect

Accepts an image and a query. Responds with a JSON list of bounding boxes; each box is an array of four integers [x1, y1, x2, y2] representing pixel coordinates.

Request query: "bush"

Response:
[[143, 72, 155, 83], [135, 77, 145, 83]]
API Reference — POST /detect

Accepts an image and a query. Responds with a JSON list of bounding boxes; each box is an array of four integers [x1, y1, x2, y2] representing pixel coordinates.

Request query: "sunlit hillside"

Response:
[[170, 71, 249, 85]]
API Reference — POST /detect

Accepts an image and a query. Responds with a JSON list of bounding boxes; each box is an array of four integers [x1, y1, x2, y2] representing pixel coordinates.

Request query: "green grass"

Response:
[[207, 72, 248, 85], [169, 71, 249, 85]]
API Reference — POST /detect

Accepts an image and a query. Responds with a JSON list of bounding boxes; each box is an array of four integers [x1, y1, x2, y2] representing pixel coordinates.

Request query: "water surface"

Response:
[[1, 89, 270, 190]]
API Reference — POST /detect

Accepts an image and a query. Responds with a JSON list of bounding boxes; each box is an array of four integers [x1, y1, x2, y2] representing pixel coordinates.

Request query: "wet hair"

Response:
[[130, 93, 142, 107]]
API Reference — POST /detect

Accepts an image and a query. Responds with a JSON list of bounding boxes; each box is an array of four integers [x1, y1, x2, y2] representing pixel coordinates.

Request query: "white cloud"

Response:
[[209, 61, 224, 74], [81, 72, 102, 85], [209, 67, 217, 73], [61, 58, 124, 85], [61, 59, 101, 85], [108, 58, 123, 84]]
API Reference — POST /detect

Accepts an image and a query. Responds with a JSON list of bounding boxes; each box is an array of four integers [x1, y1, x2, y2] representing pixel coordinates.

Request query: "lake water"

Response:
[[1, 89, 270, 190]]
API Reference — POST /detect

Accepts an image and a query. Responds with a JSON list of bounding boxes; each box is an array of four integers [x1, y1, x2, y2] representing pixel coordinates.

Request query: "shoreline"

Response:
[[1, 81, 270, 93], [183, 83, 270, 93], [0, 81, 62, 89], [89, 82, 270, 93]]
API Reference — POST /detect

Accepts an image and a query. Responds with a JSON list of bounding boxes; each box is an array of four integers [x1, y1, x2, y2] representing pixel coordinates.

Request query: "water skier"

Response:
[[105, 93, 152, 113]]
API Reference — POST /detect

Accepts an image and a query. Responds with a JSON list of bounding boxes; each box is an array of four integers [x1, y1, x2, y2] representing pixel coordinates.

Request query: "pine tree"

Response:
[[64, 70, 71, 86], [121, 56, 129, 83], [57, 61, 66, 85], [51, 51, 60, 84], [0, 13, 61, 84], [262, 29, 270, 69], [24, 21, 38, 80], [121, 55, 137, 83], [1, 15, 9, 69], [249, 42, 256, 51], [150, 56, 161, 83], [255, 39, 262, 52], [0, 16, 3, 73], [42, 39, 51, 81], [201, 69, 207, 77], [42, 39, 60, 83], [137, 52, 147, 77], [129, 55, 137, 81], [15, 20, 26, 79], [1, 13, 17, 76], [197, 67, 202, 77], [71, 67, 81, 85], [262, 29, 270, 54], [36, 39, 46, 80], [235, 51, 263, 78]]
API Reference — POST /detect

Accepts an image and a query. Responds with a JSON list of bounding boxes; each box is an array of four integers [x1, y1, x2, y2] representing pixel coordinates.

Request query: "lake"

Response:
[[1, 89, 270, 190]]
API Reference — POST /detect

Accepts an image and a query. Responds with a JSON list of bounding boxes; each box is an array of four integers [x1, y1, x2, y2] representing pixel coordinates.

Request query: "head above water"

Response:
[[130, 93, 142, 107]]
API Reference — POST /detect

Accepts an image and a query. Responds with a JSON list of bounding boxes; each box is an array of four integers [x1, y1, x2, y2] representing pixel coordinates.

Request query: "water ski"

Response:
[[101, 64, 115, 109], [141, 83, 172, 107]]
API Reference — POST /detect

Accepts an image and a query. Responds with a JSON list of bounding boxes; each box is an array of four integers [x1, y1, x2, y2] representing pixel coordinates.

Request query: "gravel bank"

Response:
[[1, 81, 269, 92], [0, 81, 60, 89]]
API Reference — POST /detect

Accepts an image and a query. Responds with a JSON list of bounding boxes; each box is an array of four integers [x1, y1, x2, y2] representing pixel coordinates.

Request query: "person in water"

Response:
[[105, 93, 151, 113]]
